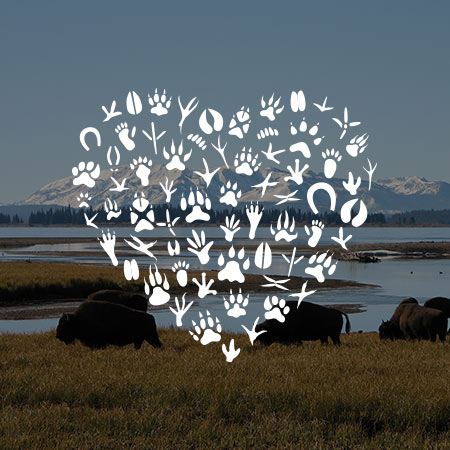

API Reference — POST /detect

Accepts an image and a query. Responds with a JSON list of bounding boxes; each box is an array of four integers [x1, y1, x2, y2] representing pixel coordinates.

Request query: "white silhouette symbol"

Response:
[[107, 145, 121, 171], [84, 212, 98, 229], [199, 108, 224, 134], [178, 96, 198, 133], [219, 180, 242, 207], [80, 127, 101, 152], [228, 106, 251, 139], [222, 339, 240, 363], [142, 122, 166, 155], [304, 220, 324, 247], [172, 261, 190, 287], [148, 89, 172, 116], [163, 140, 192, 171], [234, 147, 261, 175], [289, 119, 323, 158], [124, 259, 139, 281], [285, 159, 309, 185], [130, 156, 152, 186], [262, 276, 290, 291], [242, 317, 267, 345], [130, 194, 155, 232], [343, 172, 361, 195], [252, 172, 279, 198], [211, 135, 229, 167], [180, 189, 212, 223], [245, 202, 263, 239], [363, 158, 377, 190], [126, 91, 143, 115], [305, 251, 337, 283], [270, 211, 298, 242], [220, 214, 241, 242], [102, 100, 122, 122], [218, 246, 250, 283], [257, 127, 279, 140], [322, 149, 342, 179], [115, 122, 136, 151], [168, 240, 180, 256], [313, 96, 334, 112], [260, 94, 284, 121], [187, 230, 214, 265], [145, 265, 171, 306], [72, 162, 101, 188], [274, 190, 301, 205], [346, 133, 368, 157], [264, 296, 290, 323], [290, 90, 306, 112], [170, 294, 193, 327], [340, 199, 368, 228], [254, 242, 272, 269], [159, 177, 177, 203], [261, 143, 286, 164], [289, 281, 316, 307], [190, 311, 221, 345], [282, 247, 304, 276], [192, 273, 217, 298], [307, 182, 337, 214], [187, 133, 207, 150], [194, 158, 220, 187], [331, 227, 352, 250], [156, 209, 180, 236], [224, 289, 248, 318], [332, 107, 361, 139], [98, 230, 118, 266], [124, 235, 157, 260], [104, 198, 122, 221], [110, 176, 128, 192], [77, 193, 91, 208]]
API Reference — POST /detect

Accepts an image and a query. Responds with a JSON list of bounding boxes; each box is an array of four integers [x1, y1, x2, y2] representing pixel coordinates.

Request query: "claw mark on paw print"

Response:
[[304, 220, 324, 248], [224, 289, 249, 318], [219, 180, 242, 207], [72, 161, 101, 188], [270, 211, 298, 242], [257, 127, 279, 140], [104, 198, 122, 221], [130, 193, 155, 232], [163, 140, 192, 171], [322, 149, 342, 179], [190, 311, 222, 345], [77, 193, 92, 208], [130, 156, 152, 186], [144, 264, 170, 306], [218, 246, 250, 283], [346, 134, 369, 157], [172, 261, 189, 287], [289, 119, 323, 158], [187, 133, 207, 151], [148, 88, 172, 116], [305, 251, 337, 283], [234, 147, 261, 176], [264, 296, 290, 323], [115, 122, 136, 151], [228, 106, 251, 139], [180, 188, 212, 223], [260, 94, 284, 121]]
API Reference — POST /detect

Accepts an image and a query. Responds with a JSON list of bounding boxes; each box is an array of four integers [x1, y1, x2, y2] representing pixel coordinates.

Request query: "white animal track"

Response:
[[219, 180, 242, 207], [234, 147, 261, 176], [304, 220, 325, 248], [115, 122, 136, 151], [218, 246, 250, 283], [260, 94, 284, 121], [190, 311, 222, 345], [199, 108, 223, 134], [245, 202, 263, 239], [228, 106, 251, 139], [343, 172, 361, 195], [163, 140, 192, 171], [322, 149, 342, 179], [180, 189, 212, 223], [130, 156, 152, 186], [257, 127, 279, 140], [346, 133, 369, 157], [104, 198, 122, 221], [192, 273, 217, 298], [98, 229, 118, 266], [130, 193, 156, 232], [172, 261, 189, 287], [289, 119, 323, 158], [305, 251, 337, 283], [284, 159, 309, 185], [220, 214, 241, 242], [224, 289, 249, 318], [187, 133, 207, 151], [187, 230, 214, 265], [123, 259, 139, 281], [72, 161, 100, 188], [264, 296, 290, 323], [77, 193, 91, 208], [148, 88, 172, 116], [270, 211, 298, 242], [145, 265, 171, 306]]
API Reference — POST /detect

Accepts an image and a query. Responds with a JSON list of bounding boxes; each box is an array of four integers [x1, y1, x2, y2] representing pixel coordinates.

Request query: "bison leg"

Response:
[[331, 335, 341, 345], [134, 340, 143, 350], [320, 336, 329, 344]]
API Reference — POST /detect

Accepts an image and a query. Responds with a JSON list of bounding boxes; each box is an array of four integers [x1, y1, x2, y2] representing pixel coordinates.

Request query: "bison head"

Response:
[[56, 313, 77, 344], [378, 320, 401, 340]]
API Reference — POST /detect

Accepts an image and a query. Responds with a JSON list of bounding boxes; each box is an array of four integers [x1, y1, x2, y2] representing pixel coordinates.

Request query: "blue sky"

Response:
[[1, 0, 449, 204]]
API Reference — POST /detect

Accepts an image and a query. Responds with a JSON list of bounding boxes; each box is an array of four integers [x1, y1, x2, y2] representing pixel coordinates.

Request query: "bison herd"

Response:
[[56, 289, 450, 350]]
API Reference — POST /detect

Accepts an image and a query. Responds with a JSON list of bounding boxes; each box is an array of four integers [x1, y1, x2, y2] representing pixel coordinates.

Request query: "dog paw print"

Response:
[[171, 260, 189, 287], [257, 126, 279, 140], [218, 246, 250, 283], [305, 251, 337, 283], [148, 88, 172, 116], [228, 106, 251, 139], [304, 220, 324, 248], [234, 147, 261, 176], [130, 193, 156, 232], [104, 198, 122, 221], [115, 122, 136, 151], [219, 180, 242, 207], [145, 265, 171, 306], [322, 149, 342, 179], [163, 140, 192, 171], [77, 192, 92, 208], [270, 211, 298, 243], [264, 295, 290, 323], [224, 288, 249, 318], [130, 156, 152, 186], [260, 94, 284, 121], [190, 311, 222, 345], [346, 133, 369, 158], [180, 189, 212, 223], [289, 118, 323, 158], [72, 161, 101, 189]]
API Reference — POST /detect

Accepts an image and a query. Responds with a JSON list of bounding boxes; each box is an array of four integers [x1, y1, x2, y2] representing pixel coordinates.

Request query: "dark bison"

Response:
[[255, 301, 351, 346], [87, 289, 148, 312], [56, 300, 162, 349], [424, 297, 450, 318]]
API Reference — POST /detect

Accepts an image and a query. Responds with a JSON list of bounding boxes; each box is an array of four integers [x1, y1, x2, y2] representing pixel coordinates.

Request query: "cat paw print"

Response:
[[305, 251, 337, 283], [224, 288, 249, 318], [289, 118, 324, 158], [171, 260, 189, 287], [104, 198, 122, 221], [163, 140, 192, 171], [130, 193, 156, 232], [228, 106, 251, 139], [72, 161, 101, 188], [322, 149, 342, 179], [190, 311, 222, 345], [130, 156, 152, 186], [234, 147, 261, 176], [180, 189, 212, 223], [115, 122, 136, 151], [148, 88, 172, 116], [144, 265, 171, 306], [219, 180, 242, 207], [346, 133, 369, 157], [218, 246, 250, 283], [304, 220, 324, 248], [77, 192, 91, 208], [270, 211, 298, 242], [260, 94, 284, 121], [264, 295, 290, 323]]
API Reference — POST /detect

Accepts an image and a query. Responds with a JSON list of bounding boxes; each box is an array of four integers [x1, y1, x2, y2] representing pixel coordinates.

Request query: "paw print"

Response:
[[171, 260, 189, 287], [289, 118, 323, 158], [130, 193, 155, 232], [77, 192, 92, 208], [305, 251, 337, 283], [304, 220, 324, 248], [104, 198, 122, 221], [224, 288, 249, 318], [187, 230, 214, 265], [72, 162, 101, 189], [270, 211, 298, 243], [260, 94, 284, 121], [322, 149, 342, 179], [130, 156, 152, 186], [218, 246, 250, 283], [346, 134, 369, 158], [219, 180, 242, 207], [180, 188, 212, 223], [257, 126, 279, 140], [190, 311, 222, 345], [234, 147, 261, 176], [163, 140, 192, 171], [264, 296, 290, 323], [115, 122, 136, 151], [144, 265, 171, 306], [220, 214, 241, 242], [148, 88, 172, 116], [228, 106, 251, 139]]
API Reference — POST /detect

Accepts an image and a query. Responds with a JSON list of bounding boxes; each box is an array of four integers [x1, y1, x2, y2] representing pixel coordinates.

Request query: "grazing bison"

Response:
[[87, 289, 148, 312], [424, 297, 450, 318], [378, 320, 404, 340], [255, 301, 351, 346], [56, 300, 162, 349]]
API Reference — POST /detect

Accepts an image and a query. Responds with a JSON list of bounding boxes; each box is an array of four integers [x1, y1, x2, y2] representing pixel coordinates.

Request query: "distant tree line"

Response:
[[0, 213, 23, 224], [390, 209, 450, 225]]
